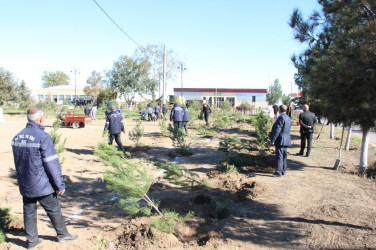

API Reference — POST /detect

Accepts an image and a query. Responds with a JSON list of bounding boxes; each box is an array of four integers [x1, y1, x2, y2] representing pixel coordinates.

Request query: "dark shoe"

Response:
[[57, 234, 78, 243], [306, 153, 310, 157], [296, 152, 304, 156], [28, 238, 43, 249], [282, 172, 285, 175], [273, 172, 282, 177]]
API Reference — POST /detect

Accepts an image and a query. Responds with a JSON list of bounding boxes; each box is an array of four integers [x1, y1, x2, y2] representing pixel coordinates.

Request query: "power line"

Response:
[[91, 0, 142, 48]]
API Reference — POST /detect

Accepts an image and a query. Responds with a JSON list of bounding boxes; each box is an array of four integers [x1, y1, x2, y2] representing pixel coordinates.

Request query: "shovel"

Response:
[[333, 126, 345, 170]]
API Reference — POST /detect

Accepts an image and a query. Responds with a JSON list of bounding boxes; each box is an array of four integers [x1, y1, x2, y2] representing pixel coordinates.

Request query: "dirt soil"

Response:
[[1, 114, 376, 249]]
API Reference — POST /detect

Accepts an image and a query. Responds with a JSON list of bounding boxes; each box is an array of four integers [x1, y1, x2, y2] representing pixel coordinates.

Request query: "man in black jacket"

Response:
[[202, 103, 211, 126], [103, 105, 126, 155], [298, 104, 317, 157]]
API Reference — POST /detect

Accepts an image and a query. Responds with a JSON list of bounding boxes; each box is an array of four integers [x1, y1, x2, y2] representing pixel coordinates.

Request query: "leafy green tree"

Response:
[[220, 99, 232, 112], [0, 68, 17, 106], [107, 55, 152, 107], [96, 87, 117, 106], [41, 71, 70, 87], [266, 79, 283, 105], [290, 0, 376, 173], [84, 71, 104, 105], [15, 80, 34, 109], [282, 94, 292, 105]]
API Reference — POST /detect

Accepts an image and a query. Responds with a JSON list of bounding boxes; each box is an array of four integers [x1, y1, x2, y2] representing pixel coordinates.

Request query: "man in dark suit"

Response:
[[270, 105, 292, 177], [298, 104, 317, 157]]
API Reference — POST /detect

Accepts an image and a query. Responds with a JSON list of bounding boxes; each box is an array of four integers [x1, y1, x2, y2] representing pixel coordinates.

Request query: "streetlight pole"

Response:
[[71, 67, 80, 100], [177, 63, 186, 98]]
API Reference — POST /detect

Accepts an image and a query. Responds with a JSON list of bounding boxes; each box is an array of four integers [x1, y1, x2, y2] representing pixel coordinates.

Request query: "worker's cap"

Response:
[[111, 105, 117, 111]]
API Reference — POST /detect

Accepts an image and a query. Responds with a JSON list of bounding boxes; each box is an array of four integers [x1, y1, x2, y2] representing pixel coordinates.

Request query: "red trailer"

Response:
[[56, 105, 92, 129], [60, 112, 92, 128]]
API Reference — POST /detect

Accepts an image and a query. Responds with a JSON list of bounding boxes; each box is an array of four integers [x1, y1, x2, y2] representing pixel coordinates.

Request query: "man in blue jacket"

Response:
[[270, 105, 292, 177], [11, 107, 77, 249], [103, 105, 126, 155], [170, 103, 184, 129]]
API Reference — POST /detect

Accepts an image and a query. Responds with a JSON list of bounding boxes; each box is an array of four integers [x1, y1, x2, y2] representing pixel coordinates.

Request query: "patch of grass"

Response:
[[0, 207, 13, 243], [190, 123, 218, 137], [218, 164, 239, 174], [210, 197, 231, 219], [228, 153, 254, 168], [151, 211, 194, 234]]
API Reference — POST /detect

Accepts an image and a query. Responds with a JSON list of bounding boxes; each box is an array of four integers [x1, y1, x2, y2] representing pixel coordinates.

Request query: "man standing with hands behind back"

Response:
[[270, 105, 292, 177], [298, 104, 317, 157], [11, 107, 77, 249]]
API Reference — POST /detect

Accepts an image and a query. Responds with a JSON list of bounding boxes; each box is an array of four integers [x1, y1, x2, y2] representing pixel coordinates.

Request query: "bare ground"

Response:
[[1, 114, 375, 249]]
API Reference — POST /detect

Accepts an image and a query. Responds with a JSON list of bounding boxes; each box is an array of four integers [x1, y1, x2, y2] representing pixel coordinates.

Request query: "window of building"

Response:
[[66, 95, 71, 102], [59, 95, 64, 101], [226, 97, 235, 107], [38, 95, 44, 101], [53, 95, 58, 103]]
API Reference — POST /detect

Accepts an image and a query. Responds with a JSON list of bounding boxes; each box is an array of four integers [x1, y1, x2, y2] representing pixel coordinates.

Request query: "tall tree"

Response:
[[84, 71, 105, 105], [0, 68, 17, 105], [290, 0, 376, 173], [135, 43, 181, 99], [107, 55, 152, 107], [266, 79, 283, 105], [41, 71, 70, 87], [15, 80, 34, 109]]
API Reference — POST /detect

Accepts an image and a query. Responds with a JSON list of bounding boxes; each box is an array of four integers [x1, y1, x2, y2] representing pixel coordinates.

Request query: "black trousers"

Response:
[[23, 193, 68, 245], [204, 115, 209, 126], [300, 132, 313, 156], [275, 146, 288, 174], [173, 121, 183, 129], [108, 133, 124, 151], [148, 113, 152, 121]]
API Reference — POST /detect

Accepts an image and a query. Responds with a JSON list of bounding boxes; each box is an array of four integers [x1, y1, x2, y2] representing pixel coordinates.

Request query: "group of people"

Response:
[[143, 104, 168, 121], [11, 101, 316, 248], [269, 104, 317, 177], [170, 103, 190, 133], [84, 106, 97, 120]]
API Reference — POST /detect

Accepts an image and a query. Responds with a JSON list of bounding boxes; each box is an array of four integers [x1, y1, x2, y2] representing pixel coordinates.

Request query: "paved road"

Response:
[[352, 127, 376, 145]]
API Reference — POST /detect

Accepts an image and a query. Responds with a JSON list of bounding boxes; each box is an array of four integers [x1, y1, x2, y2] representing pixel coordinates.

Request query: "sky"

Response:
[[1, 0, 322, 98]]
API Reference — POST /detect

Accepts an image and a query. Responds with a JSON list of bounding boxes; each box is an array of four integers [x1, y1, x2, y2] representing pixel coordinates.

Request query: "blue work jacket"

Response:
[[11, 122, 65, 198], [170, 105, 184, 122], [105, 111, 124, 134], [182, 107, 190, 122]]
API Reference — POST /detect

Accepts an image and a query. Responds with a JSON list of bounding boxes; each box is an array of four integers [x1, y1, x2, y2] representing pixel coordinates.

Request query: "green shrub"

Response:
[[156, 163, 207, 188], [228, 153, 254, 167], [50, 120, 67, 166], [159, 118, 168, 137], [252, 112, 273, 154], [366, 162, 376, 179], [128, 119, 144, 145], [218, 164, 239, 174], [0, 207, 13, 243], [151, 210, 194, 234], [168, 124, 192, 156]]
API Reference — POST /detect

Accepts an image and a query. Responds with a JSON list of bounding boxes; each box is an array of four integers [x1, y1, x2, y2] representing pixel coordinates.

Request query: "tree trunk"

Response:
[[358, 126, 370, 173], [330, 123, 334, 139], [344, 125, 352, 150]]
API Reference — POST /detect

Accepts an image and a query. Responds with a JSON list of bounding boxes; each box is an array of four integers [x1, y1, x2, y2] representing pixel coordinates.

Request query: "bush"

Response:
[[228, 153, 254, 168], [159, 118, 168, 137], [128, 119, 144, 145], [252, 112, 273, 153], [151, 210, 194, 234], [0, 207, 14, 243], [168, 124, 192, 156], [366, 162, 376, 179], [156, 163, 208, 188], [220, 100, 232, 112]]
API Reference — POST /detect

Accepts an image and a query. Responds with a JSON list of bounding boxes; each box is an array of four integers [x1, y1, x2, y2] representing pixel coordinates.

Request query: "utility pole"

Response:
[[71, 67, 80, 99], [162, 44, 166, 105], [177, 63, 186, 98]]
